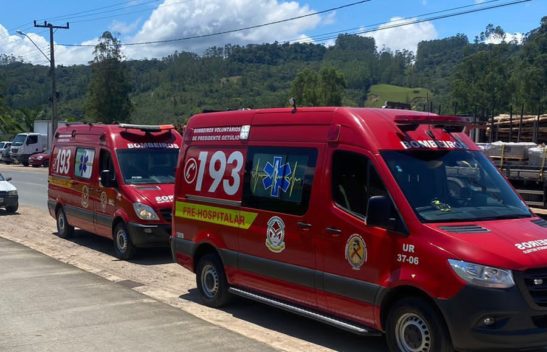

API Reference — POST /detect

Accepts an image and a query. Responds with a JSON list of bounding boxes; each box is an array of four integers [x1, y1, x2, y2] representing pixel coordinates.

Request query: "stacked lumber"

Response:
[[486, 114, 547, 143]]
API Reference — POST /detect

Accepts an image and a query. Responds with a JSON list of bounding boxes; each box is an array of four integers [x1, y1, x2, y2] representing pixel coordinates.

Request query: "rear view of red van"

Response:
[[48, 123, 182, 259]]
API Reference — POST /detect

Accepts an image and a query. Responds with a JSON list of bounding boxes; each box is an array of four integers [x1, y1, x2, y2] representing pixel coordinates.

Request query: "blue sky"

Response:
[[0, 0, 544, 65]]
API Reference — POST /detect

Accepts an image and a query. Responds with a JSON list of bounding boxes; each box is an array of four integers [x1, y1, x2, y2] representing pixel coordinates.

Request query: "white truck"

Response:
[[10, 133, 47, 166]]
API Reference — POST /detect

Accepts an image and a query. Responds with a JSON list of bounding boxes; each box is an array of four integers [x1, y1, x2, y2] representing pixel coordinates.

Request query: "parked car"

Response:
[[0, 173, 18, 213], [1, 144, 12, 164], [29, 150, 50, 167], [0, 141, 11, 163]]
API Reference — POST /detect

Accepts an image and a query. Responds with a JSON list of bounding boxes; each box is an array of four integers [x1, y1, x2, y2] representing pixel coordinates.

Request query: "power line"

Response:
[[9, 0, 158, 32], [59, 0, 373, 47], [286, 0, 507, 44], [303, 0, 532, 45], [45, 0, 160, 22]]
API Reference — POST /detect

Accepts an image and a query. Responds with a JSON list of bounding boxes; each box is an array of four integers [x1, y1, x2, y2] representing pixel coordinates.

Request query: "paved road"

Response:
[[0, 164, 47, 209], [0, 237, 276, 352]]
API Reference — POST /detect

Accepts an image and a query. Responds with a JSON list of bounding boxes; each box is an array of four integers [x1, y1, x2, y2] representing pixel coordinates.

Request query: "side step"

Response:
[[228, 287, 381, 336]]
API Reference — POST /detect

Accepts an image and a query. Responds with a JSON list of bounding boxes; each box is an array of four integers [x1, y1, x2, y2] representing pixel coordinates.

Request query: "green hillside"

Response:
[[365, 84, 432, 108]]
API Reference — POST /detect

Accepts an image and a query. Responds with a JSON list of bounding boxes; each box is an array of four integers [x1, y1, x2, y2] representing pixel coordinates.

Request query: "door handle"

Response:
[[297, 222, 312, 229], [325, 227, 342, 234]]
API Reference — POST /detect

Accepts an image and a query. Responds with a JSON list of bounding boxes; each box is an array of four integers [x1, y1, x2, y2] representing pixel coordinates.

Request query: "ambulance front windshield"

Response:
[[117, 148, 179, 184], [382, 150, 531, 223]]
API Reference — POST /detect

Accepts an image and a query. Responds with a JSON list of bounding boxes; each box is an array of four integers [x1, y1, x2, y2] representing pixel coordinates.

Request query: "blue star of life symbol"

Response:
[[263, 156, 292, 197], [79, 153, 89, 174]]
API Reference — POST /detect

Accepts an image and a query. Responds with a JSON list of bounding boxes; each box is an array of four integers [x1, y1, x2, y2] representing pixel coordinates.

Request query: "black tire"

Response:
[[22, 162, 28, 167], [6, 203, 18, 213], [386, 297, 453, 352], [196, 253, 232, 308], [56, 207, 74, 238], [113, 222, 136, 260]]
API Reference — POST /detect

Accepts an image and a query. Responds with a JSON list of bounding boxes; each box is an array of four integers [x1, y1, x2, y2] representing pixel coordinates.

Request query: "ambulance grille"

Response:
[[532, 219, 547, 228], [523, 268, 547, 307], [438, 225, 489, 233], [160, 209, 172, 222]]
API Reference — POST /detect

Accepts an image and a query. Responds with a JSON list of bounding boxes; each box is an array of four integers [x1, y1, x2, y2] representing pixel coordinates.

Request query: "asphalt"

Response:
[[0, 237, 276, 352], [0, 165, 48, 210]]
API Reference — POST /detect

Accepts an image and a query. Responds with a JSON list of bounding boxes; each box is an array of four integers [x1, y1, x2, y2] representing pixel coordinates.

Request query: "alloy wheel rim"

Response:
[[201, 264, 219, 299], [395, 312, 431, 352], [116, 229, 127, 252], [58, 213, 65, 233]]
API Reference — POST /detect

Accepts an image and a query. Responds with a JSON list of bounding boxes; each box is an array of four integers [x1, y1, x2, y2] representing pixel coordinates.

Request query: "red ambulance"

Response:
[[171, 107, 547, 351], [48, 123, 182, 259]]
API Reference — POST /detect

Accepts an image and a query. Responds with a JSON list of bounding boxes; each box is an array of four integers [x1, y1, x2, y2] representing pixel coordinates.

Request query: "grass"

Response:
[[365, 84, 432, 108]]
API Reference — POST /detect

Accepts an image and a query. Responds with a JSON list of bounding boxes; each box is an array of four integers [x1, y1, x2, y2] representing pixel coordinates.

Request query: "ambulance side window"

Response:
[[332, 151, 387, 218], [74, 148, 96, 180], [242, 147, 317, 215], [99, 150, 116, 186]]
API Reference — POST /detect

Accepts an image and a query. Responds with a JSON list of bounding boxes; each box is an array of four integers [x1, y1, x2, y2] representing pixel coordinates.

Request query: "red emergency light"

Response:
[[394, 115, 470, 133]]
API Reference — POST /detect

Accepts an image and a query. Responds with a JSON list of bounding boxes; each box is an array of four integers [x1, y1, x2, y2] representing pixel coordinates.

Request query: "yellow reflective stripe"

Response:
[[48, 176, 73, 189], [175, 201, 257, 230]]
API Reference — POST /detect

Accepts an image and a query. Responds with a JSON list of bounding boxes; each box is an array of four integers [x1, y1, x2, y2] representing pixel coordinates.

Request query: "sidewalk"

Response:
[[0, 237, 276, 352]]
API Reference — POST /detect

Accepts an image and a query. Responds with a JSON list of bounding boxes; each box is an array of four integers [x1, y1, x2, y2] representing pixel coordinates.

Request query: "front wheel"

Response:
[[6, 203, 18, 213], [386, 297, 453, 352], [196, 253, 232, 308], [113, 222, 136, 260], [56, 207, 74, 238]]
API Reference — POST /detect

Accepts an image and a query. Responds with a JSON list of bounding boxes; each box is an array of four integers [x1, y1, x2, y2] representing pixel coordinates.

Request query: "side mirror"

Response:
[[100, 169, 117, 188], [6, 177, 12, 181], [366, 195, 399, 231]]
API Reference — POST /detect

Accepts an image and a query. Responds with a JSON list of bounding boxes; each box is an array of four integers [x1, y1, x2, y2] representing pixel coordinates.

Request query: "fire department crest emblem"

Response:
[[266, 216, 286, 253], [345, 234, 367, 270]]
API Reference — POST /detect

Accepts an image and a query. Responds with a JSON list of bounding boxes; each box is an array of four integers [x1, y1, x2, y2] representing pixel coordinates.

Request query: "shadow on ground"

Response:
[[54, 229, 173, 265], [179, 289, 388, 352], [0, 209, 19, 216]]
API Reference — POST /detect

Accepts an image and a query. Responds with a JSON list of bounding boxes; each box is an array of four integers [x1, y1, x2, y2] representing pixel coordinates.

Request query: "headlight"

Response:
[[8, 190, 17, 196], [37, 156, 43, 160], [133, 202, 159, 220], [448, 259, 514, 288]]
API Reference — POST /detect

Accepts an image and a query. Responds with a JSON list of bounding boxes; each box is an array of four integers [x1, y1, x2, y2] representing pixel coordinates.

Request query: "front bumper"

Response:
[[126, 222, 170, 248], [0, 195, 18, 208], [437, 283, 547, 351]]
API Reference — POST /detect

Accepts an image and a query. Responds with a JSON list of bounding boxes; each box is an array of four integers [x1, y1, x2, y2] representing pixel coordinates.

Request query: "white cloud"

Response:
[[1, 0, 328, 65], [363, 17, 437, 53], [124, 0, 323, 59], [110, 17, 143, 35], [0, 24, 96, 66]]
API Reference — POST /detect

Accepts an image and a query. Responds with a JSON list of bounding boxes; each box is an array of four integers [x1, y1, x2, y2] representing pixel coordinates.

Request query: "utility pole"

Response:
[[33, 20, 69, 148]]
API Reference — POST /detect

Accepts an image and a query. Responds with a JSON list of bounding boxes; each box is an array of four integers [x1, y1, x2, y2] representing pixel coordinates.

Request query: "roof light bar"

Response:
[[394, 115, 470, 132], [118, 123, 174, 132]]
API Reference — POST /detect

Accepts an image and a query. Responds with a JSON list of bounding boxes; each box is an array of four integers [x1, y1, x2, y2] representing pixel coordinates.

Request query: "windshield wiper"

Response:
[[476, 214, 531, 221]]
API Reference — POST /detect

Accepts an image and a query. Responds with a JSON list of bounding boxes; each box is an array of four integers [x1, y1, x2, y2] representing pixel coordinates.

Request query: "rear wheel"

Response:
[[196, 253, 232, 308], [22, 162, 28, 167], [386, 297, 453, 352], [113, 222, 136, 260], [56, 207, 74, 238]]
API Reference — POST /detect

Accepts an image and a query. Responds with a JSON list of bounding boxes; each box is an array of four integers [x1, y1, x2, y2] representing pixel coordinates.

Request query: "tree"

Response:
[[290, 67, 346, 106], [319, 67, 346, 106], [290, 68, 319, 106], [85, 31, 132, 123]]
